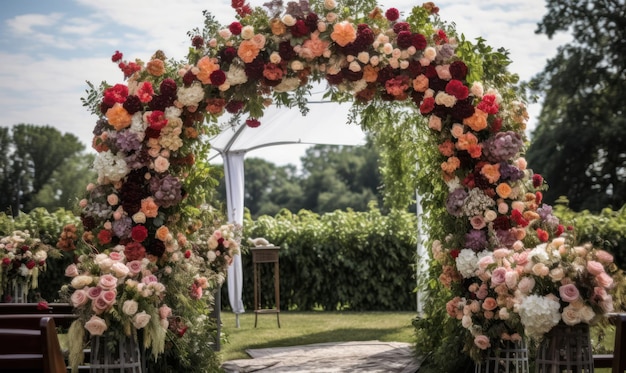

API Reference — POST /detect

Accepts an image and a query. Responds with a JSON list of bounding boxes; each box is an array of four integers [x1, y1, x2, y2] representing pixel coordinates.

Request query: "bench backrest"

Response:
[[0, 316, 67, 373]]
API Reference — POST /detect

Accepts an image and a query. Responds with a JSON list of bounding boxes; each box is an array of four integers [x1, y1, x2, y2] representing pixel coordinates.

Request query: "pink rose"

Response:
[[98, 274, 118, 290], [87, 286, 103, 300], [505, 271, 519, 289], [596, 272, 614, 288], [482, 297, 497, 311], [490, 268, 507, 287], [586, 260, 605, 276], [142, 274, 158, 284], [474, 335, 491, 350], [517, 277, 535, 294], [475, 284, 489, 300], [596, 250, 614, 265], [84, 315, 108, 336], [126, 260, 144, 276], [477, 255, 495, 271], [559, 283, 580, 302], [109, 251, 125, 262], [70, 289, 89, 308], [159, 305, 172, 320], [99, 290, 117, 306], [65, 264, 80, 277], [91, 295, 111, 314]]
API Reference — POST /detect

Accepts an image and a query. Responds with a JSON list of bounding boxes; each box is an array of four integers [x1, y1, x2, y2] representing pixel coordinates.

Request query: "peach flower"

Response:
[[146, 59, 165, 76], [85, 315, 108, 336], [474, 335, 491, 350], [463, 108, 488, 132], [155, 226, 170, 241], [195, 56, 220, 84], [141, 197, 159, 218], [330, 21, 357, 47], [106, 103, 132, 130]]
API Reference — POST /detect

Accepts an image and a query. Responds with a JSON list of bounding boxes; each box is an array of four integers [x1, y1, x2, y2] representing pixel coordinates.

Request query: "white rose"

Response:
[[122, 300, 139, 316], [84, 315, 108, 336], [240, 25, 255, 39], [132, 311, 152, 329], [71, 275, 94, 289]]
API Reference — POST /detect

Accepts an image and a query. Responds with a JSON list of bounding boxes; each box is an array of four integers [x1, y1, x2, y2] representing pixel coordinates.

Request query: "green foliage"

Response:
[[229, 205, 418, 311]]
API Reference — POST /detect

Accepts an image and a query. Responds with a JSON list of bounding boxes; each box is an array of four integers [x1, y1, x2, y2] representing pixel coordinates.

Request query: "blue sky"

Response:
[[0, 0, 570, 166]]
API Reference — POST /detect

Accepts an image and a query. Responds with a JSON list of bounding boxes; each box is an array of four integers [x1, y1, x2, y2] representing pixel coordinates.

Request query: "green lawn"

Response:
[[218, 311, 418, 361]]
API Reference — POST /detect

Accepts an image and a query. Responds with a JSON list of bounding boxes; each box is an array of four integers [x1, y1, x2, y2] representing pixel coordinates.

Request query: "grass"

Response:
[[218, 311, 418, 361]]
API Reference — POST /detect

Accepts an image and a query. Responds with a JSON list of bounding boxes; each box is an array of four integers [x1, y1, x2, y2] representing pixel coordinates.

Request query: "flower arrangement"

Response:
[[69, 0, 622, 369], [0, 230, 55, 302]]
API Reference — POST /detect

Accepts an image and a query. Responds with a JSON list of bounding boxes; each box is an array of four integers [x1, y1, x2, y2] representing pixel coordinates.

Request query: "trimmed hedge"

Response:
[[225, 205, 419, 311]]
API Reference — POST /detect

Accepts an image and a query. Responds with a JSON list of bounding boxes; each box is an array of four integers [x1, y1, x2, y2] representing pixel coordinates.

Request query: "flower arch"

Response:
[[69, 0, 621, 370]]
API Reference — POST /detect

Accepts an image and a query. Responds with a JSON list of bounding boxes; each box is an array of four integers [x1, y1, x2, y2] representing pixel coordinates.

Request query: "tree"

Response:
[[0, 124, 86, 215], [300, 141, 382, 213], [525, 0, 626, 212]]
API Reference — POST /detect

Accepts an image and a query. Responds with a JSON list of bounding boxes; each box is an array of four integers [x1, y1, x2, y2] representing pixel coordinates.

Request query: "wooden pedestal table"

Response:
[[250, 246, 281, 328]]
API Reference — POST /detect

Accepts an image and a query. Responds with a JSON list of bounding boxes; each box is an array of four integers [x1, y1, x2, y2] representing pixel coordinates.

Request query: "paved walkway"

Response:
[[221, 340, 424, 372]]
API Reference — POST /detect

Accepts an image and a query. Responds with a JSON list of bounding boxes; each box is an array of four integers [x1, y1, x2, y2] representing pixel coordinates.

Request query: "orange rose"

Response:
[[412, 74, 429, 92], [196, 56, 220, 84], [495, 183, 512, 198], [237, 40, 261, 63], [330, 21, 357, 47], [146, 59, 165, 76], [480, 163, 500, 184], [362, 64, 379, 83], [441, 156, 460, 173], [155, 225, 170, 241], [106, 103, 132, 130], [141, 197, 159, 218], [463, 108, 488, 132], [270, 18, 286, 35]]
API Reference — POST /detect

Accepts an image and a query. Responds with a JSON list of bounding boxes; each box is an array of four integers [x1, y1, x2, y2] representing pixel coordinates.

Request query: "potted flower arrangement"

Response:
[[0, 229, 56, 303]]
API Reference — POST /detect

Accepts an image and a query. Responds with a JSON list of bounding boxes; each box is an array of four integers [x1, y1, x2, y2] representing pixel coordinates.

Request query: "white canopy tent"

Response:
[[208, 90, 366, 327]]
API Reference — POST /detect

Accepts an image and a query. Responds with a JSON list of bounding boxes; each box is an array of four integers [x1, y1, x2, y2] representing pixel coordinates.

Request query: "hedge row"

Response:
[[224, 205, 419, 311]]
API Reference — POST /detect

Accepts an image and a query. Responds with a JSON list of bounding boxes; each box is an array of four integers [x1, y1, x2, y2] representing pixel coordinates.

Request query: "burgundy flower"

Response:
[[385, 8, 400, 21], [411, 33, 427, 50], [396, 31, 413, 49], [290, 19, 309, 38], [532, 174, 544, 188], [124, 241, 146, 261], [210, 70, 227, 86], [278, 41, 296, 61], [146, 240, 166, 258], [225, 100, 244, 114], [326, 73, 344, 85], [26, 260, 36, 270], [244, 56, 265, 80], [393, 22, 410, 34], [449, 61, 468, 80], [246, 118, 261, 128], [183, 70, 196, 86], [305, 13, 319, 32], [191, 35, 204, 49], [159, 78, 178, 97], [122, 95, 143, 115], [219, 46, 238, 63]]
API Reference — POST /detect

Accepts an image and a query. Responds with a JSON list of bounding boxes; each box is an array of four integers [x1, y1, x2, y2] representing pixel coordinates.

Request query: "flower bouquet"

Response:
[[0, 230, 55, 302]]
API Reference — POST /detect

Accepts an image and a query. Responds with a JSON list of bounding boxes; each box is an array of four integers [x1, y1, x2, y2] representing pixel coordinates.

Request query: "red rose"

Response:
[[37, 301, 50, 311], [535, 191, 543, 204], [111, 50, 123, 63], [532, 174, 543, 188], [290, 19, 309, 38], [1, 257, 10, 266], [450, 249, 460, 259], [476, 94, 499, 114], [184, 250, 191, 259], [124, 242, 146, 261], [419, 97, 435, 115], [556, 224, 565, 236], [385, 8, 400, 21], [147, 110, 168, 131], [445, 80, 469, 100], [131, 225, 149, 242], [536, 228, 549, 243], [26, 260, 36, 270], [97, 229, 113, 245], [228, 22, 242, 35]]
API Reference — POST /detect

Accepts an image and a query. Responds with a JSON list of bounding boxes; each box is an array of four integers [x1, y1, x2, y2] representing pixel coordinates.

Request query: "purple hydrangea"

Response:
[[482, 131, 524, 163], [149, 174, 183, 208], [499, 162, 524, 181], [537, 204, 560, 228], [112, 216, 133, 239], [115, 130, 142, 153], [465, 229, 487, 251], [446, 188, 468, 217]]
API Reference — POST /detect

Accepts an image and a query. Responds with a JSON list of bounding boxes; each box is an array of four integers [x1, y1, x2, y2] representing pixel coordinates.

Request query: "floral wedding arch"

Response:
[[64, 0, 621, 371]]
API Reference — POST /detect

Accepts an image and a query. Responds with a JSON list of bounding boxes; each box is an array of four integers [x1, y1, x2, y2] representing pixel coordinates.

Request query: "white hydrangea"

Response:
[[129, 112, 147, 141], [93, 150, 129, 182], [518, 295, 561, 339], [226, 66, 248, 86], [455, 249, 479, 278], [274, 77, 301, 93], [177, 82, 205, 107]]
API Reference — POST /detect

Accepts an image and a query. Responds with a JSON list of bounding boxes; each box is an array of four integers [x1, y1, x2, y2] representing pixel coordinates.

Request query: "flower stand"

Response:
[[2, 281, 28, 303], [475, 340, 530, 373], [535, 323, 594, 373], [89, 332, 142, 372]]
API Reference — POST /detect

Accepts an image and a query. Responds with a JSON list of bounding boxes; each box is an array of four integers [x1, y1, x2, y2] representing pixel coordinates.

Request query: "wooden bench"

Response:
[[594, 313, 626, 372], [0, 316, 67, 372]]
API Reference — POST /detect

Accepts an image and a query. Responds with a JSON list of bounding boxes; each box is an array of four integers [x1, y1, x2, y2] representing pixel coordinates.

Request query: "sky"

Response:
[[0, 0, 571, 166]]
